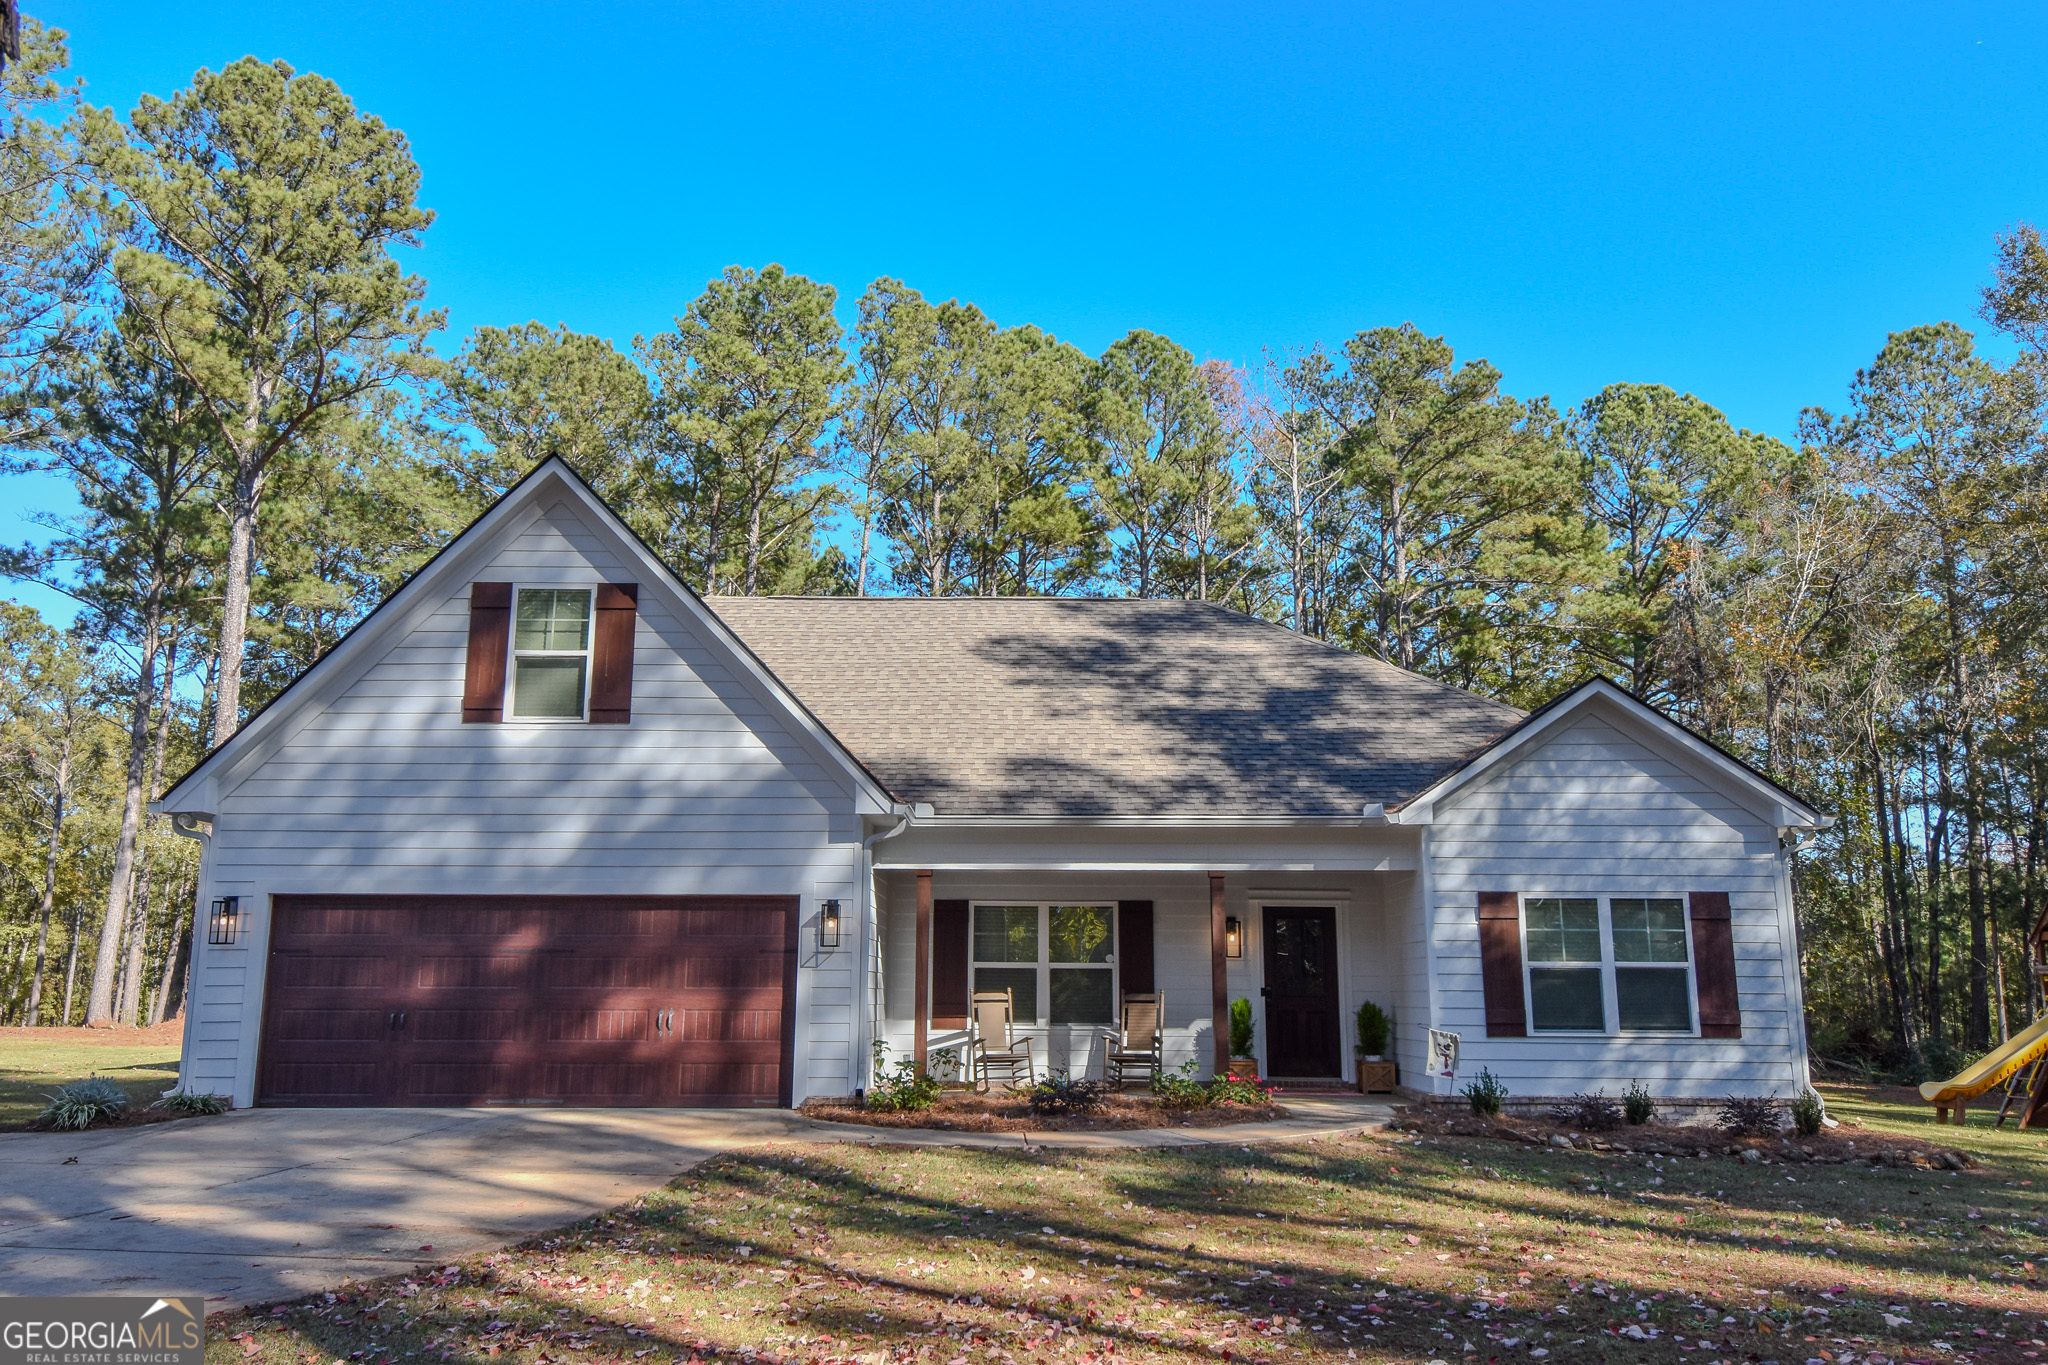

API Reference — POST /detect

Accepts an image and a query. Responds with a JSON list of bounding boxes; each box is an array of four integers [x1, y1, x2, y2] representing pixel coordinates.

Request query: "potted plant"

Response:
[[1227, 998, 1258, 1080], [1355, 999, 1395, 1093]]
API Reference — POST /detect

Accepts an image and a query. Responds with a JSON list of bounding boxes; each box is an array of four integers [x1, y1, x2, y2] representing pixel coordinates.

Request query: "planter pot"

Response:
[[1227, 1058, 1260, 1081], [1356, 1059, 1397, 1094]]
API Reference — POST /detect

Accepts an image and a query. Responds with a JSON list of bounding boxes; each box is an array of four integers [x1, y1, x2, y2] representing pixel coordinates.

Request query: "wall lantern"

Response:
[[208, 895, 242, 946], [818, 898, 842, 951], [1224, 915, 1243, 958]]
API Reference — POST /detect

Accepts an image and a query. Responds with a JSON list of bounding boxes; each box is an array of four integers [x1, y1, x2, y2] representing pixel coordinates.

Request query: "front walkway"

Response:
[[0, 1098, 1396, 1310]]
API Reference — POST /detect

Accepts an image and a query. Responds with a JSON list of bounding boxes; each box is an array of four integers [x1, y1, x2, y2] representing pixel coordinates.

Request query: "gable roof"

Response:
[[155, 458, 897, 819], [706, 596, 1524, 817]]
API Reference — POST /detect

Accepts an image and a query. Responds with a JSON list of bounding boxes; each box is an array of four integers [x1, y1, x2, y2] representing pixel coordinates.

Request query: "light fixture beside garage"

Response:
[[1224, 915, 1243, 958], [208, 895, 242, 945], [818, 899, 842, 951]]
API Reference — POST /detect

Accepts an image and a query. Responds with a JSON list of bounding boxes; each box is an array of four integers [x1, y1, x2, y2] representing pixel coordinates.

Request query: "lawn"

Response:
[[211, 1084, 2048, 1365], [0, 1020, 182, 1126]]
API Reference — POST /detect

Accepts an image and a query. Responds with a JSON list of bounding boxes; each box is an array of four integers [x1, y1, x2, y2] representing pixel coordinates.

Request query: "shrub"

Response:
[[865, 1043, 943, 1113], [1549, 1091, 1622, 1131], [1623, 1079, 1655, 1126], [1153, 1059, 1211, 1109], [1025, 1071, 1108, 1116], [1462, 1067, 1508, 1117], [1229, 998, 1256, 1058], [1791, 1089, 1824, 1137], [1355, 1000, 1390, 1056], [1208, 1075, 1274, 1107], [1716, 1094, 1781, 1136], [39, 1076, 130, 1130], [151, 1090, 228, 1116]]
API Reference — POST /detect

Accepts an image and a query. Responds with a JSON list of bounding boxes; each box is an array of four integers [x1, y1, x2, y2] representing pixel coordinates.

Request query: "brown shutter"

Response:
[[461, 582, 512, 723], [1690, 891, 1741, 1038], [1117, 901, 1154, 995], [589, 583, 638, 724], [1478, 891, 1527, 1037], [931, 898, 970, 1028]]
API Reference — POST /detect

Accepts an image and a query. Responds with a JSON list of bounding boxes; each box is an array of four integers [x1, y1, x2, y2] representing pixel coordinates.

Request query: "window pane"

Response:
[[516, 589, 591, 651], [1617, 967, 1693, 1031], [1611, 898, 1688, 962], [1525, 898, 1601, 962], [1049, 905, 1113, 963], [1050, 968, 1113, 1024], [512, 657, 587, 717], [973, 906, 1039, 963], [1529, 966, 1604, 1031], [974, 968, 1037, 1025]]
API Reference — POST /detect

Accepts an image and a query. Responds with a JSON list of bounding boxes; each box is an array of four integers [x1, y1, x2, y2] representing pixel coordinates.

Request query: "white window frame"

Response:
[[1520, 894, 1699, 1037], [508, 585, 596, 723], [968, 901, 1119, 1029]]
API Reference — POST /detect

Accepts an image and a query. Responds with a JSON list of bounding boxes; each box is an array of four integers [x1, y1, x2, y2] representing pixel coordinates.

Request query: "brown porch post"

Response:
[[1210, 872, 1229, 1078], [914, 870, 933, 1074]]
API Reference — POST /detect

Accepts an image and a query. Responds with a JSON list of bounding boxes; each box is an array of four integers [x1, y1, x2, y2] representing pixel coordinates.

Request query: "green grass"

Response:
[[208, 1082, 2048, 1365], [0, 1034, 180, 1125]]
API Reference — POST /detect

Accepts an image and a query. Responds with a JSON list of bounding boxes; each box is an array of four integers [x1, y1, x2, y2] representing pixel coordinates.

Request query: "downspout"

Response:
[[854, 808, 912, 1099], [166, 813, 210, 1098]]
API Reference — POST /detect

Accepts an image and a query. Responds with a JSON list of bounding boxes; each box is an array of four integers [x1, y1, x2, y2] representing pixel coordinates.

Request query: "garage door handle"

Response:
[[389, 1010, 407, 1030]]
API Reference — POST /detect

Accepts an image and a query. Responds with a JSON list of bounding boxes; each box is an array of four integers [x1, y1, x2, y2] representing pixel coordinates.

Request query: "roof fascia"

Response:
[[1394, 678, 1827, 830], [907, 813, 1409, 828]]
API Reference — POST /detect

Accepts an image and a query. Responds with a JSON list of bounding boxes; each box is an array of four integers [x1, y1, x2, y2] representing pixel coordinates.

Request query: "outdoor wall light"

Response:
[[819, 898, 842, 951], [1224, 915, 1242, 958], [208, 895, 242, 946]]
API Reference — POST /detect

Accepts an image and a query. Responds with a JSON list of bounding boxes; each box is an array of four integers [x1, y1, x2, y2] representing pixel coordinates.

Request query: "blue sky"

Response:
[[7, 1, 2047, 621]]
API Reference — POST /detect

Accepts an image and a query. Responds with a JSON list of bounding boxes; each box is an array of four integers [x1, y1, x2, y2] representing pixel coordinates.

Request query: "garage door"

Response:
[[257, 895, 796, 1107]]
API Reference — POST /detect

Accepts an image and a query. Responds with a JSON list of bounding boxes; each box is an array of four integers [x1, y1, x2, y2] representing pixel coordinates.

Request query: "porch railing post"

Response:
[[914, 869, 933, 1075], [1210, 871, 1229, 1079]]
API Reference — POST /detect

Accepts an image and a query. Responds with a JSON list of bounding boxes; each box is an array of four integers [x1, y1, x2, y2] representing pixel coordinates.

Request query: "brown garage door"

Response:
[[257, 895, 796, 1107]]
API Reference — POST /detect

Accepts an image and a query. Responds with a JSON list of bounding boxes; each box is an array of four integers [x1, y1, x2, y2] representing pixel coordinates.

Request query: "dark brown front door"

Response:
[[258, 895, 796, 1107], [1261, 905, 1340, 1077]]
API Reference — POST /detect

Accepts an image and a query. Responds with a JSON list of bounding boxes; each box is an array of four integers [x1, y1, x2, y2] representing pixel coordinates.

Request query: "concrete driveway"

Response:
[[0, 1106, 811, 1311]]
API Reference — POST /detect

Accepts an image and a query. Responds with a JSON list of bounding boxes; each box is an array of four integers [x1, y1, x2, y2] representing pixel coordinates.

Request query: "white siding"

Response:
[[1424, 711, 1804, 1100], [183, 498, 862, 1107]]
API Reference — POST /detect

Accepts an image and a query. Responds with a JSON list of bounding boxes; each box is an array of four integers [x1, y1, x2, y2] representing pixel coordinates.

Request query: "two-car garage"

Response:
[[255, 895, 797, 1108]]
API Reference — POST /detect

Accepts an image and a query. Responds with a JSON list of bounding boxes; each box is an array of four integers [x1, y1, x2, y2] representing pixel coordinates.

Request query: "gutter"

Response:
[[165, 814, 210, 1099], [853, 806, 915, 1098]]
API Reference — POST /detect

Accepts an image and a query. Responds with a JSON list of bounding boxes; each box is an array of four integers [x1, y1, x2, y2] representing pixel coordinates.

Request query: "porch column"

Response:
[[1210, 871, 1229, 1078], [914, 870, 933, 1074]]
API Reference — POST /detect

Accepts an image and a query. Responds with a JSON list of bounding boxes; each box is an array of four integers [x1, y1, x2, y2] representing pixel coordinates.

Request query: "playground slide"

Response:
[[1919, 1014, 2048, 1107]]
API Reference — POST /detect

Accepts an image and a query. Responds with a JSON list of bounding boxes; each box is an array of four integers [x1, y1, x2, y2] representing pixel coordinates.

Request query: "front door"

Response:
[[1261, 906, 1340, 1077]]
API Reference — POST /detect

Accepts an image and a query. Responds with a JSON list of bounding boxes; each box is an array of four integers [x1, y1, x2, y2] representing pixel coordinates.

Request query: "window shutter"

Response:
[[589, 583, 638, 724], [931, 898, 970, 1028], [1478, 891, 1527, 1037], [1117, 901, 1155, 995], [1689, 891, 1741, 1038], [461, 582, 512, 723]]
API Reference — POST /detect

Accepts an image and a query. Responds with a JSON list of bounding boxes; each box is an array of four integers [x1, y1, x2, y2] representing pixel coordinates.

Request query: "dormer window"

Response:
[[511, 588, 594, 719]]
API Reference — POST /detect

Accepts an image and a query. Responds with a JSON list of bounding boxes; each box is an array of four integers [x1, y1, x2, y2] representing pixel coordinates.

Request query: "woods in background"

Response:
[[0, 18, 2043, 1075]]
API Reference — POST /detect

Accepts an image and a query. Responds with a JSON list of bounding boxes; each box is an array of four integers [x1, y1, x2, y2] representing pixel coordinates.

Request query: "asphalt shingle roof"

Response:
[[707, 596, 1525, 817]]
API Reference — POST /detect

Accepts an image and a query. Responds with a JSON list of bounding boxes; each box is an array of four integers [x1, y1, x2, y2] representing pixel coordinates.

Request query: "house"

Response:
[[156, 458, 1829, 1111]]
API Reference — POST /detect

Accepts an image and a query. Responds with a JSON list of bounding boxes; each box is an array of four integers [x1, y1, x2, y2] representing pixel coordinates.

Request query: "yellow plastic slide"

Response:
[[1919, 1014, 2048, 1107]]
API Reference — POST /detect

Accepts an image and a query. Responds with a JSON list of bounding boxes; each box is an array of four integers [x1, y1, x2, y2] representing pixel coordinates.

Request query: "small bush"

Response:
[[1623, 1079, 1655, 1126], [1791, 1089, 1824, 1137], [1355, 1000, 1390, 1056], [1462, 1067, 1508, 1117], [1207, 1075, 1274, 1107], [1549, 1091, 1622, 1131], [1025, 1071, 1108, 1116], [865, 1043, 943, 1113], [39, 1076, 130, 1130], [1229, 998, 1256, 1058], [150, 1090, 228, 1116], [1153, 1059, 1210, 1109], [1716, 1094, 1782, 1136]]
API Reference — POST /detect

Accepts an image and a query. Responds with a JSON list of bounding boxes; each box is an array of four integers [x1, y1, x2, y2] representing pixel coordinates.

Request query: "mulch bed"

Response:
[[1389, 1103, 1981, 1169], [801, 1090, 1288, 1132]]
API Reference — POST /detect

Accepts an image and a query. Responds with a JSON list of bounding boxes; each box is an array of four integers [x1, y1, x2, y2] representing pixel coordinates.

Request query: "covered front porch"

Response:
[[870, 864, 1424, 1090]]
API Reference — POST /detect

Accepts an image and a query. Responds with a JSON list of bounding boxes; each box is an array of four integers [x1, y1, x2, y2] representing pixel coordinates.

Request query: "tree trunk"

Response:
[[210, 457, 262, 745], [1964, 728, 1992, 1051], [119, 862, 153, 1026], [158, 894, 191, 1024], [86, 617, 162, 1026], [149, 893, 187, 1026], [61, 899, 84, 1026], [21, 716, 72, 1027]]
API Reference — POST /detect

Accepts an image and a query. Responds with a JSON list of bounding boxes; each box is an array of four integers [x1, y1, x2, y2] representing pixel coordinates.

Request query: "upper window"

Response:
[[1525, 895, 1694, 1034], [511, 588, 593, 720], [970, 902, 1116, 1026]]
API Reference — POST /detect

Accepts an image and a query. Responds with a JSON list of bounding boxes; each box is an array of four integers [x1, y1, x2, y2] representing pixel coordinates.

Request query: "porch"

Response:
[[871, 868, 1423, 1089]]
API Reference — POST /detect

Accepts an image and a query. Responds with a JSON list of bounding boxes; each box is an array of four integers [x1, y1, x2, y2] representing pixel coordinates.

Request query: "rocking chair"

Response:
[[1102, 991, 1164, 1089], [969, 989, 1037, 1092]]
